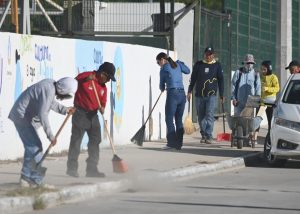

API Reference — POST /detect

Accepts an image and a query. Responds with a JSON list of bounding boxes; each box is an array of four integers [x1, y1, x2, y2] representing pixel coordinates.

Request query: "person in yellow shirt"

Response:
[[260, 60, 280, 132]]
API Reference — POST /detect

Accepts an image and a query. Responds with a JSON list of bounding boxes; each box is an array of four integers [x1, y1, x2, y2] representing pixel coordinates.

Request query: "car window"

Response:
[[283, 80, 300, 104]]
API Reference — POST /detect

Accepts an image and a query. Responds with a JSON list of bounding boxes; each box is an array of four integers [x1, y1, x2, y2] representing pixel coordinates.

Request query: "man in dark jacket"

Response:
[[187, 46, 224, 144]]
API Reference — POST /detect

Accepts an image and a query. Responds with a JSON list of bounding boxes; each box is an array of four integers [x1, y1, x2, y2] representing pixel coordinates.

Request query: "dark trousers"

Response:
[[67, 108, 101, 173], [266, 106, 273, 132]]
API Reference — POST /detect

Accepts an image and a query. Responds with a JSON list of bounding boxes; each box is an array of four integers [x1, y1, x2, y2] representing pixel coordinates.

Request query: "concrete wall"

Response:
[[0, 32, 171, 160]]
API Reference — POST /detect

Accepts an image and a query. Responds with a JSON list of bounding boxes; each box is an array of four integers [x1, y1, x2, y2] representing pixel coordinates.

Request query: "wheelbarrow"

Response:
[[226, 114, 263, 149]]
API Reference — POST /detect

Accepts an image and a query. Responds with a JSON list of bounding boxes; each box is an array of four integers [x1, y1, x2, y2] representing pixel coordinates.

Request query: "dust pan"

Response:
[[184, 101, 195, 135], [217, 133, 231, 141], [217, 102, 231, 142]]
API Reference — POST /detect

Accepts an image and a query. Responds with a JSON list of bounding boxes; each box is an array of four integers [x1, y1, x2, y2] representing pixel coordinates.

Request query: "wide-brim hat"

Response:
[[98, 62, 116, 81], [243, 54, 256, 64]]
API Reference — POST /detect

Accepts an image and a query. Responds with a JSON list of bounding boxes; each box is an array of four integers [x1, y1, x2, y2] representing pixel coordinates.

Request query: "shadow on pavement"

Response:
[[139, 146, 259, 158]]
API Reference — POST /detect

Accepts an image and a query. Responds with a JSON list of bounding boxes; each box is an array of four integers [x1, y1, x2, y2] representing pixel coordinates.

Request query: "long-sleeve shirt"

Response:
[[188, 60, 224, 97], [8, 79, 68, 141], [159, 60, 190, 91], [231, 68, 261, 115], [74, 71, 107, 111], [261, 73, 280, 104]]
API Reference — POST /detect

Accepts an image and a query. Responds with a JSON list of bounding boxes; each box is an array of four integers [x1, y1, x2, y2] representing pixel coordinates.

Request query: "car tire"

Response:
[[264, 133, 287, 167]]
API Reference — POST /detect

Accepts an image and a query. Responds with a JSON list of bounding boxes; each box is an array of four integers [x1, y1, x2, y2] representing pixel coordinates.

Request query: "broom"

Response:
[[31, 112, 72, 176], [91, 80, 128, 173], [216, 102, 231, 142], [184, 100, 195, 135], [131, 91, 163, 146]]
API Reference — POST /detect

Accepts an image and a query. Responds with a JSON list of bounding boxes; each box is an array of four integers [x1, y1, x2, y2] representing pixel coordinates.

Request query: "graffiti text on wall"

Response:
[[35, 44, 51, 62], [21, 35, 32, 55], [93, 48, 103, 65], [35, 44, 53, 80], [26, 65, 36, 82]]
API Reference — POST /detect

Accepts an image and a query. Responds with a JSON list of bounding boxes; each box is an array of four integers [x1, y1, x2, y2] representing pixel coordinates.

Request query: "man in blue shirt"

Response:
[[187, 46, 224, 144]]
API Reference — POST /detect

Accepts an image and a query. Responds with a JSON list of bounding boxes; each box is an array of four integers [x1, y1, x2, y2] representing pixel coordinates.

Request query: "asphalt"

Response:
[[0, 118, 267, 214]]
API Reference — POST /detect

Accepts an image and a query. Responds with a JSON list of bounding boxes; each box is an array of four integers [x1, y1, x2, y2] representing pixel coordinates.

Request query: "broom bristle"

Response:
[[130, 125, 146, 146], [184, 116, 195, 135], [112, 155, 128, 173]]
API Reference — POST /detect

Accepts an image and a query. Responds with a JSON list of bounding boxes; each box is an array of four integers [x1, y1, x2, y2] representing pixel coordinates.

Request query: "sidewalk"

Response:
[[0, 118, 267, 214]]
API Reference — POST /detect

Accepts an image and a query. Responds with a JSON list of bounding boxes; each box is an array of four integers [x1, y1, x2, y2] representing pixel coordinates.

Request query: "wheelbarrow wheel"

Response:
[[237, 126, 243, 149]]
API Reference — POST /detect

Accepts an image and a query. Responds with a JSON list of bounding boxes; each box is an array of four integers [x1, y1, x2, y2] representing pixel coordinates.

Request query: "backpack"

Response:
[[234, 67, 258, 100]]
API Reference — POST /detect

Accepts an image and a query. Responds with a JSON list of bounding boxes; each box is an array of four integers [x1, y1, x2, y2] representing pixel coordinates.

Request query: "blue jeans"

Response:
[[195, 95, 217, 139], [165, 89, 186, 149], [14, 122, 44, 185]]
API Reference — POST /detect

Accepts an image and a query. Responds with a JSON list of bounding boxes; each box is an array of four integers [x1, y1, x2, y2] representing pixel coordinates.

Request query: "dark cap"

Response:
[[204, 46, 214, 54], [285, 60, 300, 69], [97, 62, 116, 81]]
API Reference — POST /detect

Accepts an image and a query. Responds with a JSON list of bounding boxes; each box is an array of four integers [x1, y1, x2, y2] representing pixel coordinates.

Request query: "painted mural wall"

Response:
[[0, 32, 171, 160]]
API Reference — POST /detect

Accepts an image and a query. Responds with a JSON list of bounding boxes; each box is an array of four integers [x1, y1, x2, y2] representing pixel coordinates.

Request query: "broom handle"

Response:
[[222, 102, 226, 133], [188, 100, 191, 116], [91, 80, 117, 155], [38, 112, 72, 166], [144, 91, 163, 125]]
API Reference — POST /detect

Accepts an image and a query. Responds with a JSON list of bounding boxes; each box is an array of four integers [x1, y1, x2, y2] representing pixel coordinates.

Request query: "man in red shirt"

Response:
[[66, 62, 116, 178]]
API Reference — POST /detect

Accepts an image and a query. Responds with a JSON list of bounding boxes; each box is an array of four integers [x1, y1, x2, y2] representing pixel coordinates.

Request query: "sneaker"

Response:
[[200, 138, 206, 143], [19, 177, 31, 188], [38, 183, 56, 189], [66, 170, 79, 178], [205, 138, 214, 144], [86, 171, 106, 178], [161, 145, 175, 150]]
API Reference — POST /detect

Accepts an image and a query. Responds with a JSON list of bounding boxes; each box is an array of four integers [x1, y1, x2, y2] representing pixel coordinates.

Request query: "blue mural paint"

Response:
[[75, 40, 104, 148], [112, 47, 124, 131], [75, 40, 103, 73], [14, 50, 22, 101]]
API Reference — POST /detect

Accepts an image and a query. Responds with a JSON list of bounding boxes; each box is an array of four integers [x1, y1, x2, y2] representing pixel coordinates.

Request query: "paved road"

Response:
[[24, 160, 300, 214]]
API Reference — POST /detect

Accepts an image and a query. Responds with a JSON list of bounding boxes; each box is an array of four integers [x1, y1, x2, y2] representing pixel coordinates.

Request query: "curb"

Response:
[[0, 152, 262, 214], [160, 152, 262, 179], [0, 180, 131, 214]]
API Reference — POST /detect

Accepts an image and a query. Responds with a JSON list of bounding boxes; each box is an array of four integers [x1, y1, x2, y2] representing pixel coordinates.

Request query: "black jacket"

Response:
[[188, 60, 224, 97]]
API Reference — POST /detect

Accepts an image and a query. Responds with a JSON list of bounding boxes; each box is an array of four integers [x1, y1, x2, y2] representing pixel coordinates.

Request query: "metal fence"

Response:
[[0, 0, 177, 35]]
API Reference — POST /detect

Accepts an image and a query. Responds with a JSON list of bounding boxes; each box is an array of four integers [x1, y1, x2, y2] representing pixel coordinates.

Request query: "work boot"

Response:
[[86, 170, 105, 178], [66, 169, 79, 178]]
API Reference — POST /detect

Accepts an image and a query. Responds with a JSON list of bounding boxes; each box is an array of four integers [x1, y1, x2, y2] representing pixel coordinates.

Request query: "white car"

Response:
[[264, 73, 300, 166]]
